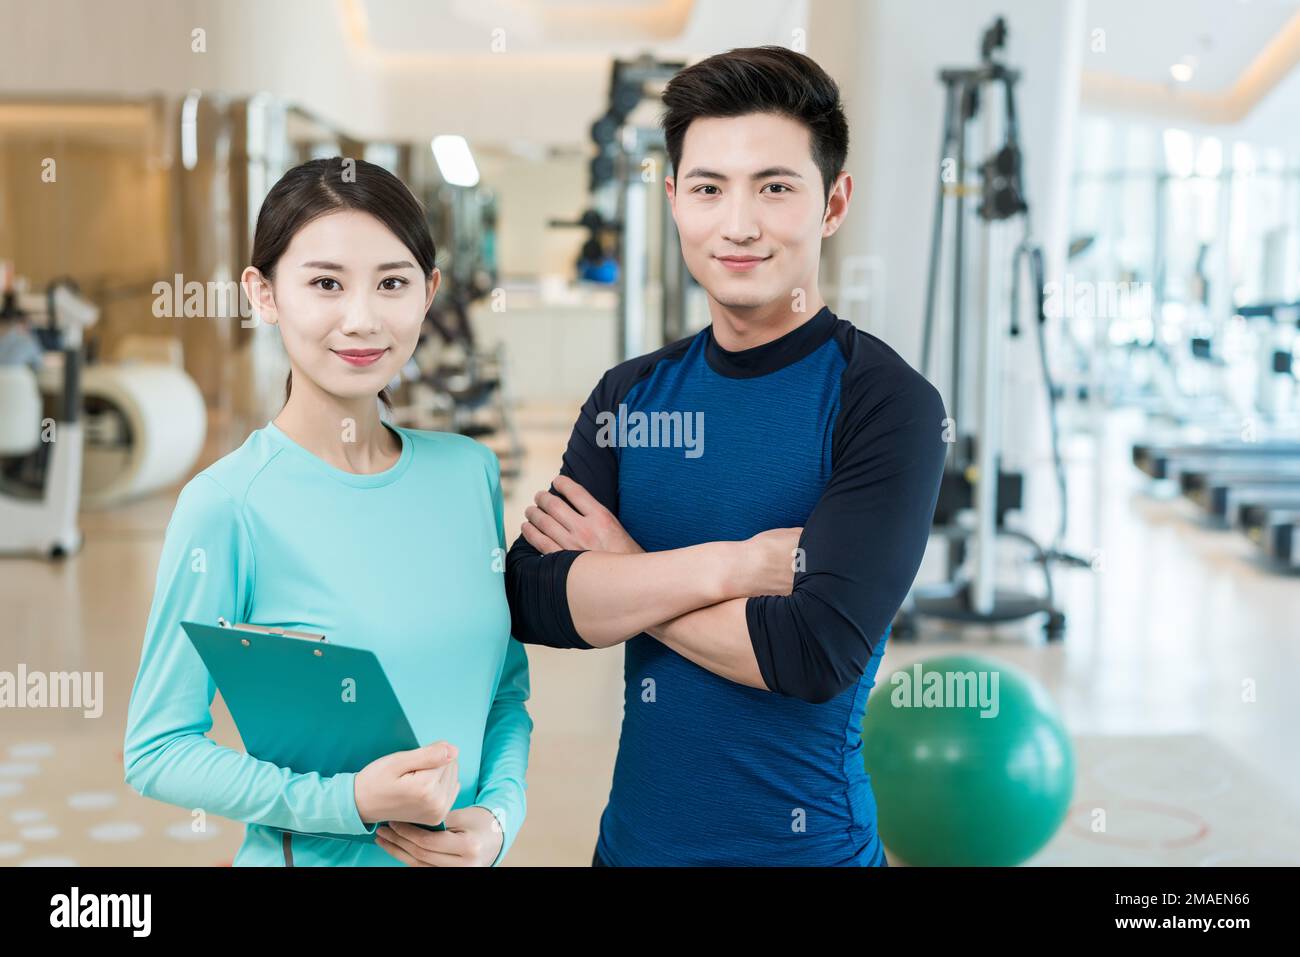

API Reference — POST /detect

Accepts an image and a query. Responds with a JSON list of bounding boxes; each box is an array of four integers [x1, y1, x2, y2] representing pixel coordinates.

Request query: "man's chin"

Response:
[[709, 290, 781, 312]]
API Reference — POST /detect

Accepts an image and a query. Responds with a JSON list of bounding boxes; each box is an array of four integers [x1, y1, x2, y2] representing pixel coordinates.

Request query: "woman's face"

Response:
[[248, 209, 438, 405]]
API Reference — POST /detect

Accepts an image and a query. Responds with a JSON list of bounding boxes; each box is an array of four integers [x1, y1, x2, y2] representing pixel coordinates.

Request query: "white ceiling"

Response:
[[1083, 0, 1299, 92], [359, 0, 805, 56]]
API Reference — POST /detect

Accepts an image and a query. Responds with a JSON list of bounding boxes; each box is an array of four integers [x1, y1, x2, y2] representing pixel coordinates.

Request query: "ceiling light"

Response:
[[431, 135, 479, 188]]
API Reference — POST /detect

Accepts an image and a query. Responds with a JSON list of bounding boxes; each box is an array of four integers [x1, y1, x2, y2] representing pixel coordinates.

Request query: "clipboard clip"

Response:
[[216, 617, 328, 642]]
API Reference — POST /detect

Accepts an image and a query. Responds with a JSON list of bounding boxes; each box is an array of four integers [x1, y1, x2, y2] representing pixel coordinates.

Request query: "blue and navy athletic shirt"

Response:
[[505, 305, 947, 865]]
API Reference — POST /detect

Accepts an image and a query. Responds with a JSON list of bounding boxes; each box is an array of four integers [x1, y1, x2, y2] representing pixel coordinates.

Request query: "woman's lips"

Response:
[[716, 255, 768, 272], [332, 348, 388, 367]]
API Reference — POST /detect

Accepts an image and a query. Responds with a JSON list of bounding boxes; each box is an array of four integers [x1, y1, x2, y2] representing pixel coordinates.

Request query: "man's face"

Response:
[[667, 111, 840, 312]]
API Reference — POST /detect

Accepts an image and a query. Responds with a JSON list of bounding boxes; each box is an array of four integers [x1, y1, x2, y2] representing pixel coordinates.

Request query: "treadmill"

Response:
[[1237, 504, 1300, 570], [1178, 461, 1300, 522], [1132, 301, 1300, 567], [1132, 440, 1300, 481]]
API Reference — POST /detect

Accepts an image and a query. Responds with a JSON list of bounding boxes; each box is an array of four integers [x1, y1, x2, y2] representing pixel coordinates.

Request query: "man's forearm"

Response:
[[645, 599, 768, 691], [566, 543, 749, 647]]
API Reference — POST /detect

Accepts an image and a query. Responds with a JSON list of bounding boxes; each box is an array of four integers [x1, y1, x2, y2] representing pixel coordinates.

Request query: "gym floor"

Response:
[[2, 400, 1298, 866]]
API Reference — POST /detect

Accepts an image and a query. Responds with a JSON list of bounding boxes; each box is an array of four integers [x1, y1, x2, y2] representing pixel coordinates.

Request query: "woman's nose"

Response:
[[338, 293, 382, 334]]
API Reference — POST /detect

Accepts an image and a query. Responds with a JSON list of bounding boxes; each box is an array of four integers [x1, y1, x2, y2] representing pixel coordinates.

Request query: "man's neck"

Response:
[[707, 290, 827, 353]]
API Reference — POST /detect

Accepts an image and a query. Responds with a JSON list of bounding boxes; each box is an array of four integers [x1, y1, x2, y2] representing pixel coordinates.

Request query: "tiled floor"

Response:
[[1, 400, 1297, 866]]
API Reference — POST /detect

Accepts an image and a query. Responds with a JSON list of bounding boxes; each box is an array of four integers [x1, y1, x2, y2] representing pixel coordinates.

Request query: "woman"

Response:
[[123, 157, 529, 867]]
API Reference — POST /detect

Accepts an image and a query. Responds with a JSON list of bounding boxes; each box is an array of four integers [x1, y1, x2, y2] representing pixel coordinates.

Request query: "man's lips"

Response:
[[332, 348, 388, 367], [715, 254, 769, 272]]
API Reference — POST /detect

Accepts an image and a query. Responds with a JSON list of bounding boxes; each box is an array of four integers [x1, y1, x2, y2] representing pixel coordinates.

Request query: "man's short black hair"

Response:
[[661, 46, 849, 204]]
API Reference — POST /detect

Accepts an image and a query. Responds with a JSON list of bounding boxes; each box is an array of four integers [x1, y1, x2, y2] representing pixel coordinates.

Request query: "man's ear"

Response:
[[240, 266, 278, 326], [821, 171, 853, 239]]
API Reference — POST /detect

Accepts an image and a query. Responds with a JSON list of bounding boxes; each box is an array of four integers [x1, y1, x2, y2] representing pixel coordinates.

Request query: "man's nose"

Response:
[[720, 195, 760, 244]]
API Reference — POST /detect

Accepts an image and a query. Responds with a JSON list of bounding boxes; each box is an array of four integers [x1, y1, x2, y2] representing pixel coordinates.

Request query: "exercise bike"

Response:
[[0, 281, 99, 558]]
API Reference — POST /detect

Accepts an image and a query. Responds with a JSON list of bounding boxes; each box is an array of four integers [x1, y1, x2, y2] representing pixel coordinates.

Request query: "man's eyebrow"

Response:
[[680, 167, 804, 180], [751, 166, 804, 179], [298, 260, 417, 271]]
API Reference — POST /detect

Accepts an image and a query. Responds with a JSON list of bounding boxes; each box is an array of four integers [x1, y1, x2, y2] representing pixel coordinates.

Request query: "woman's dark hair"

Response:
[[661, 46, 849, 205], [249, 156, 437, 410]]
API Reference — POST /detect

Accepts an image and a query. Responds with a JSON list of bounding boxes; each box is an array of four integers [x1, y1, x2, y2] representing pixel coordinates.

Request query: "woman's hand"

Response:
[[354, 741, 460, 828], [521, 475, 643, 555], [375, 807, 504, 867]]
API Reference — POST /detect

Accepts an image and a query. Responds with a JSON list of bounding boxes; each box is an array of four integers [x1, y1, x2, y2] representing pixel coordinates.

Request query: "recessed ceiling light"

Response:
[[1171, 63, 1195, 82]]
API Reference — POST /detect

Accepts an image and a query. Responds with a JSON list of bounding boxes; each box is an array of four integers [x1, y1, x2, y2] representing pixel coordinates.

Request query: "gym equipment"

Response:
[[394, 163, 524, 482], [1184, 469, 1300, 523], [1129, 298, 1300, 568], [898, 17, 1088, 643], [1239, 503, 1300, 569], [75, 362, 207, 508], [0, 282, 97, 558], [562, 55, 692, 360], [861, 654, 1075, 867], [400, 286, 524, 481], [1133, 439, 1300, 481]]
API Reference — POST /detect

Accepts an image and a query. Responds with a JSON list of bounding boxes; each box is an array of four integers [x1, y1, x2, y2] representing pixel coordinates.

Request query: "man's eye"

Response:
[[313, 278, 341, 291], [694, 185, 719, 195], [763, 183, 791, 194], [380, 277, 409, 291]]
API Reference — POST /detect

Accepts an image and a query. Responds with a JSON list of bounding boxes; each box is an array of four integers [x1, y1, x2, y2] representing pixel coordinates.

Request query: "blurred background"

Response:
[[1, 0, 1299, 867]]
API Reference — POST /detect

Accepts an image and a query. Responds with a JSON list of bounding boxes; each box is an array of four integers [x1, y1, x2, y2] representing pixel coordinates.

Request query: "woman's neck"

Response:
[[272, 379, 399, 475]]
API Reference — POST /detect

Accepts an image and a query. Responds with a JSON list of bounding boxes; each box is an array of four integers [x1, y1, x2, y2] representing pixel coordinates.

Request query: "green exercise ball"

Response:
[[862, 654, 1074, 866]]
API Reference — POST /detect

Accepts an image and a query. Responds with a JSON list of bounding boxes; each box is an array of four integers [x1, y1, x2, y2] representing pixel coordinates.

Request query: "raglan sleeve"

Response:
[[745, 365, 948, 704], [503, 367, 626, 650]]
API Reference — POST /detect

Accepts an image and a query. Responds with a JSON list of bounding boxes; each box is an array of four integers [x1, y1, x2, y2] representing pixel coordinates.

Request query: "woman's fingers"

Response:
[[387, 821, 466, 854], [376, 833, 424, 867], [380, 824, 470, 866]]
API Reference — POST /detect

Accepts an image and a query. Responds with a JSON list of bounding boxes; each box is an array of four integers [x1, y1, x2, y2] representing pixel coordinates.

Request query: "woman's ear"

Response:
[[241, 266, 278, 326], [424, 268, 442, 313]]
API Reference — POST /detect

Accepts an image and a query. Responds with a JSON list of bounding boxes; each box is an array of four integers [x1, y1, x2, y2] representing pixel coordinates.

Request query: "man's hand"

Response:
[[375, 807, 504, 867], [521, 475, 643, 555]]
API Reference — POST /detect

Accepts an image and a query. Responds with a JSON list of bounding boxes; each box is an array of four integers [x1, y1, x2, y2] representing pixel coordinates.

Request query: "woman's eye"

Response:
[[313, 278, 341, 291], [379, 277, 408, 291]]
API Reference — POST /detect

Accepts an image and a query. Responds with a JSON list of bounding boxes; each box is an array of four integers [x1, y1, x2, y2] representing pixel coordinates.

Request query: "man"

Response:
[[506, 46, 947, 866]]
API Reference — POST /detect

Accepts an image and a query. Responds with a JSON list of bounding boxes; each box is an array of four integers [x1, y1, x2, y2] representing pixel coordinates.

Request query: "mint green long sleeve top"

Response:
[[123, 421, 531, 866]]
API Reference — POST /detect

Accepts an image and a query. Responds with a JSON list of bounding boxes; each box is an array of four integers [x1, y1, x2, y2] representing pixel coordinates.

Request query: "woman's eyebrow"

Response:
[[298, 260, 416, 271]]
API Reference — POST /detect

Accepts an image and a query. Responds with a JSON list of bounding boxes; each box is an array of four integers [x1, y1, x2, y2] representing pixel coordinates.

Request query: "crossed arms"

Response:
[[504, 361, 948, 705]]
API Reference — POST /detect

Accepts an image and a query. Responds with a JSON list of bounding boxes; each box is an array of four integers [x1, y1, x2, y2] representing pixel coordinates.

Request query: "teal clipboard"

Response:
[[181, 620, 445, 843]]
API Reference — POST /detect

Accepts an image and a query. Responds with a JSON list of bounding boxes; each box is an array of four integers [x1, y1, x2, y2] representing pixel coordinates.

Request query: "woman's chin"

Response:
[[321, 377, 395, 403]]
